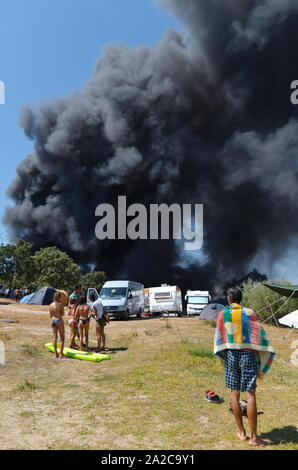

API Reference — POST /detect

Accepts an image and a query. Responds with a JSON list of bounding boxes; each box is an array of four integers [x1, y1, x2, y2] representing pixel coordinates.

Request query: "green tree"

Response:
[[0, 239, 36, 288], [224, 268, 267, 296], [80, 271, 108, 295], [33, 246, 80, 291]]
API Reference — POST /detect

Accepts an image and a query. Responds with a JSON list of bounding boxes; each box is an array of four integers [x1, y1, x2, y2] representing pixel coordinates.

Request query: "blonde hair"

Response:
[[53, 292, 61, 302]]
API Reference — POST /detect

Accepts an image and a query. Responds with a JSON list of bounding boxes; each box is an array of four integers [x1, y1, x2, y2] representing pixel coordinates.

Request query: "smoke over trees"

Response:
[[4, 0, 298, 292]]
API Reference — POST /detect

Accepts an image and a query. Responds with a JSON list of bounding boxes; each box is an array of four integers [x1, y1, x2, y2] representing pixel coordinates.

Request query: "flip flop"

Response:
[[204, 391, 224, 404]]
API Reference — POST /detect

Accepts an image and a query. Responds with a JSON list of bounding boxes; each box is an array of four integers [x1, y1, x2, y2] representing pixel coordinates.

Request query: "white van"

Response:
[[147, 285, 182, 316], [88, 281, 144, 320], [185, 290, 211, 316]]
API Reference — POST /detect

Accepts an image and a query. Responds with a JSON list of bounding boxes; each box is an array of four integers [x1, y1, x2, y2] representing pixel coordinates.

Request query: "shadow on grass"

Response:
[[0, 319, 18, 323], [111, 316, 156, 322], [104, 347, 128, 356], [260, 426, 298, 445], [88, 346, 128, 355]]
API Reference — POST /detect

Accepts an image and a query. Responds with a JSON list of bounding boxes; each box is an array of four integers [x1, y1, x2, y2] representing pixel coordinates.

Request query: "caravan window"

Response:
[[100, 287, 127, 299], [154, 292, 172, 301]]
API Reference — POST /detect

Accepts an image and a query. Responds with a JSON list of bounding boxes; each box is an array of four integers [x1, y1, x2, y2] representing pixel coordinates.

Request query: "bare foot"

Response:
[[59, 355, 66, 359], [249, 437, 268, 446], [237, 432, 248, 441]]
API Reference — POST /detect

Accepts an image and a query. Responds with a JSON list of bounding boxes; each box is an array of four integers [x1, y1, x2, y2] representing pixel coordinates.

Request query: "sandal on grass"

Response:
[[204, 390, 224, 404]]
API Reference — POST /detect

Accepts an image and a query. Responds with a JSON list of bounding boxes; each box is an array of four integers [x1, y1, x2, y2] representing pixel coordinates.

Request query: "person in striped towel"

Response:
[[214, 287, 275, 446]]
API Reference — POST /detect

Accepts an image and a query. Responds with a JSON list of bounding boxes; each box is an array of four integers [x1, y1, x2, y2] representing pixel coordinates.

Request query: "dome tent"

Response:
[[20, 286, 56, 305], [20, 293, 35, 304], [199, 303, 225, 320]]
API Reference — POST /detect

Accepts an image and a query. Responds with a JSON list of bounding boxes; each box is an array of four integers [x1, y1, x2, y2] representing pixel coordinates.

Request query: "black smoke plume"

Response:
[[4, 0, 298, 293]]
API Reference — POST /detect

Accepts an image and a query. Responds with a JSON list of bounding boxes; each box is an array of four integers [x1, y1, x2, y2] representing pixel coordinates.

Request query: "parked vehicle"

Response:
[[185, 290, 211, 316], [87, 280, 145, 320], [0, 285, 6, 296], [147, 285, 183, 316]]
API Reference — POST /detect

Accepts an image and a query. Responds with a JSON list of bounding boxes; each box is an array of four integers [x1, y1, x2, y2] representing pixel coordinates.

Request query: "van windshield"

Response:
[[188, 296, 209, 304], [100, 287, 127, 299]]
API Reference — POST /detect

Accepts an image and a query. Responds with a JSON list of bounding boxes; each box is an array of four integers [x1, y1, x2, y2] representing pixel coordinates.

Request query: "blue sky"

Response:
[[0, 0, 180, 244]]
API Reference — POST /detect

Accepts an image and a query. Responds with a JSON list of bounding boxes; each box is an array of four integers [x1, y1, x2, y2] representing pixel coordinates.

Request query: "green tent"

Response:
[[263, 282, 298, 298]]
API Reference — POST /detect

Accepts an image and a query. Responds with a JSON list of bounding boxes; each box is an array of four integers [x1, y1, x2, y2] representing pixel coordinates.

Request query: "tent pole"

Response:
[[244, 282, 264, 296], [256, 296, 285, 315], [261, 290, 297, 325], [265, 296, 279, 328]]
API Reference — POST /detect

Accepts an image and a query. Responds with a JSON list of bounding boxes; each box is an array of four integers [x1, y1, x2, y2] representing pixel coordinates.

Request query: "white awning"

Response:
[[278, 310, 298, 328]]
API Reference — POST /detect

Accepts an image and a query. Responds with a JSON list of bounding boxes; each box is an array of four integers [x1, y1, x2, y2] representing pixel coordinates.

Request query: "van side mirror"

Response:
[[128, 293, 132, 300]]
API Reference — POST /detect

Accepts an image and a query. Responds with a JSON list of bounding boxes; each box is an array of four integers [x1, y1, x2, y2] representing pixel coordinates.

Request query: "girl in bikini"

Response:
[[49, 292, 65, 359], [68, 297, 78, 349], [77, 296, 91, 351]]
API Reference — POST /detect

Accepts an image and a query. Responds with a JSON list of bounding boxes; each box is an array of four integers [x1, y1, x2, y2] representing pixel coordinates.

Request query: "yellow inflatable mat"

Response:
[[45, 343, 110, 362]]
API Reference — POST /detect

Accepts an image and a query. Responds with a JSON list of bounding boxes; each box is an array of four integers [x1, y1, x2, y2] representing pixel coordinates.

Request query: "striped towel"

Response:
[[214, 303, 275, 378]]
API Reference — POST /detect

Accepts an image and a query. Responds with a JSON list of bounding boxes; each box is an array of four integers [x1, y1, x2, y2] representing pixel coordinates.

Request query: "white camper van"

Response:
[[88, 281, 144, 320], [147, 285, 183, 316], [185, 290, 211, 316]]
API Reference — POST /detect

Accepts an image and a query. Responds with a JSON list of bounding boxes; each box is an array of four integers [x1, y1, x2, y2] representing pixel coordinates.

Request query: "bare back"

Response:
[[68, 304, 77, 318], [77, 305, 90, 320], [50, 301, 65, 320]]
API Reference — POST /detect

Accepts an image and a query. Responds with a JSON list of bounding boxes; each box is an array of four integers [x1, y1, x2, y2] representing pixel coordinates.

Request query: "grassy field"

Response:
[[0, 300, 297, 450]]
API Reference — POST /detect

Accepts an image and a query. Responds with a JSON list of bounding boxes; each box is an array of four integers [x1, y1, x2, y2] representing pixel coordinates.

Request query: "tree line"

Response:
[[0, 239, 108, 294]]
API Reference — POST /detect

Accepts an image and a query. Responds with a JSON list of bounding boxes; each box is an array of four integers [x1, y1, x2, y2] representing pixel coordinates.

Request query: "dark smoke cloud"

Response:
[[4, 0, 298, 293]]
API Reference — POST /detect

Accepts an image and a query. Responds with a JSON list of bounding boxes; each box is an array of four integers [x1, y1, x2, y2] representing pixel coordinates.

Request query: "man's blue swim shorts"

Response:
[[224, 350, 258, 392]]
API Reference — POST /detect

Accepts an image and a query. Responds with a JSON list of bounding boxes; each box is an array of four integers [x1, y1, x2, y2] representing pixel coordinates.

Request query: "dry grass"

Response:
[[0, 300, 297, 450]]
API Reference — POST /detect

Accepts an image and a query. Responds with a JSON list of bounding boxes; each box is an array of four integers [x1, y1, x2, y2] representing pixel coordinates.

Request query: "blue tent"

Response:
[[20, 293, 35, 304], [20, 286, 56, 305]]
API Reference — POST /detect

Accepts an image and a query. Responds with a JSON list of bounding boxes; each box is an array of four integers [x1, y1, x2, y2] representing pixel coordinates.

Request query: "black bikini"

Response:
[[78, 306, 90, 325]]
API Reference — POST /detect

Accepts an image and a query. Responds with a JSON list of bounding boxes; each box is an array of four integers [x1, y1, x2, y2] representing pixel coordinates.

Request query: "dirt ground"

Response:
[[0, 300, 297, 450]]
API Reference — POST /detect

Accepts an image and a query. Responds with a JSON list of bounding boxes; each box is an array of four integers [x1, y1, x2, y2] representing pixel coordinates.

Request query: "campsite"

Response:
[[1, 0, 298, 455], [0, 298, 297, 450]]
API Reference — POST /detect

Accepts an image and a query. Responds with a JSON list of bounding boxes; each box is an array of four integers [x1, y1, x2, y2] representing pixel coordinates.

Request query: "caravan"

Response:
[[88, 281, 144, 320], [147, 285, 183, 316]]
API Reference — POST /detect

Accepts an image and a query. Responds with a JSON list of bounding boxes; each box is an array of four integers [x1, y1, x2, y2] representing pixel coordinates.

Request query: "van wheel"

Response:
[[124, 310, 129, 321], [137, 309, 142, 319]]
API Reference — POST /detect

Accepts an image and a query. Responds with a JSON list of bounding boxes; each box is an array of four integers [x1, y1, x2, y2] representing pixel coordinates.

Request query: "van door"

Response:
[[135, 285, 144, 317], [87, 288, 99, 307], [127, 287, 133, 315]]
